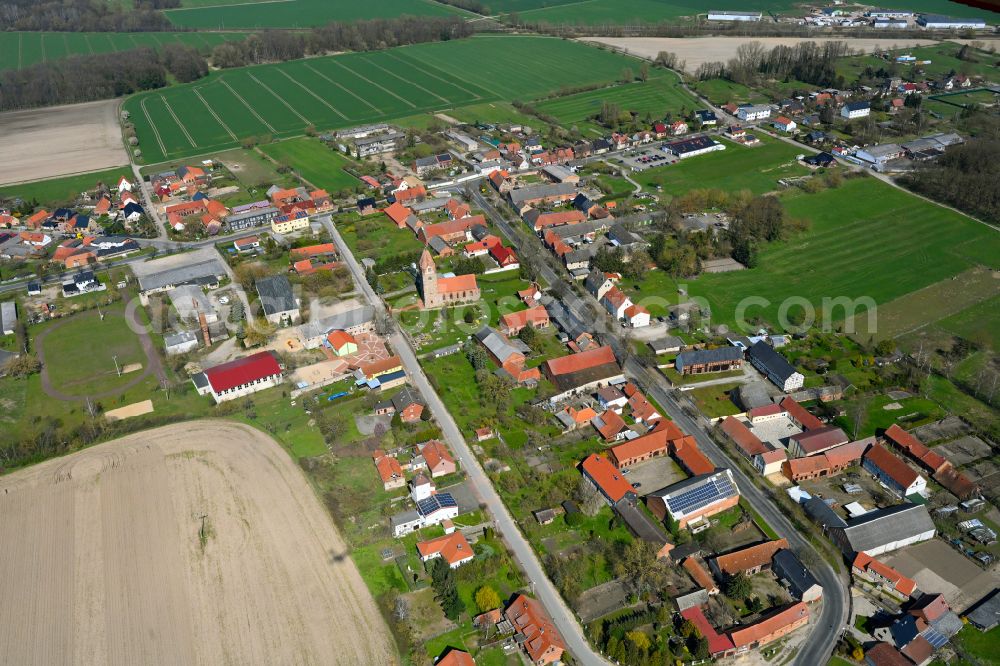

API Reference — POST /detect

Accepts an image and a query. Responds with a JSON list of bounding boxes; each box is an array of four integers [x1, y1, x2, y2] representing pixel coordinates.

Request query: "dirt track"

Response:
[[0, 420, 397, 665], [582, 36, 940, 73], [0, 99, 128, 186]]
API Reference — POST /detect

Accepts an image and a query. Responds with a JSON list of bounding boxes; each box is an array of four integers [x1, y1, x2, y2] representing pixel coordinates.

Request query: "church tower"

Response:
[[419, 249, 438, 307]]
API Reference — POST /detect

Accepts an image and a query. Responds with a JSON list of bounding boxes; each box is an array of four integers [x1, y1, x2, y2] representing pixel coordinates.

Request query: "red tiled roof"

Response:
[[866, 642, 911, 666], [720, 417, 769, 457], [544, 345, 616, 376], [290, 243, 336, 259], [681, 606, 734, 656], [501, 305, 549, 332], [581, 453, 633, 503], [910, 592, 949, 622], [437, 649, 475, 666], [592, 409, 628, 441], [602, 286, 630, 309], [775, 115, 793, 125], [853, 553, 916, 597], [672, 435, 715, 476], [204, 351, 280, 393], [791, 425, 848, 455], [748, 403, 783, 419], [373, 450, 403, 485], [779, 397, 823, 430], [417, 532, 474, 567], [326, 330, 356, 350], [609, 420, 672, 466], [420, 216, 479, 242], [532, 210, 585, 230], [683, 557, 718, 593], [865, 444, 921, 489], [504, 594, 565, 663], [437, 273, 478, 294], [884, 423, 948, 473], [729, 602, 808, 648], [825, 439, 870, 466], [359, 355, 402, 379], [933, 466, 978, 499], [422, 440, 454, 471], [714, 539, 788, 576], [383, 201, 413, 226]]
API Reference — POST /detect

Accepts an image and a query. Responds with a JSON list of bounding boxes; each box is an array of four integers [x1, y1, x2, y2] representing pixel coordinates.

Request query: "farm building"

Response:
[[712, 538, 788, 577], [772, 549, 823, 602], [852, 552, 917, 599], [662, 135, 726, 158], [256, 275, 300, 326], [675, 346, 743, 375], [856, 143, 904, 168], [863, 444, 927, 498], [297, 306, 375, 349], [917, 14, 986, 28], [192, 351, 283, 403], [646, 469, 739, 530], [504, 594, 566, 665], [581, 453, 636, 505], [829, 503, 935, 557], [788, 426, 849, 458], [841, 101, 871, 119], [746, 341, 803, 392], [707, 10, 761, 21], [542, 345, 623, 402]]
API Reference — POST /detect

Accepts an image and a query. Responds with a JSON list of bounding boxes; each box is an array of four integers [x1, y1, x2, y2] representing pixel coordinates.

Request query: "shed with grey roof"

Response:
[[772, 549, 823, 602], [747, 340, 803, 392], [474, 326, 528, 365], [675, 346, 744, 375], [256, 275, 300, 325], [829, 503, 935, 557], [0, 301, 16, 335], [136, 258, 226, 296], [966, 588, 1000, 631], [507, 182, 577, 208]]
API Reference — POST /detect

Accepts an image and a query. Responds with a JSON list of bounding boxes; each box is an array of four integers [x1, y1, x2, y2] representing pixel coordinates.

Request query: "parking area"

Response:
[[625, 455, 687, 497], [798, 469, 890, 510], [883, 539, 1000, 612], [620, 148, 677, 172]]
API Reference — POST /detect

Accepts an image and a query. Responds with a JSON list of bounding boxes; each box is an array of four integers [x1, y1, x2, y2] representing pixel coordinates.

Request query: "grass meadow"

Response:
[[634, 134, 809, 196], [259, 138, 360, 192], [166, 0, 467, 29], [0, 167, 132, 206], [123, 36, 661, 163], [624, 176, 1000, 332], [0, 31, 247, 72], [536, 72, 699, 134]]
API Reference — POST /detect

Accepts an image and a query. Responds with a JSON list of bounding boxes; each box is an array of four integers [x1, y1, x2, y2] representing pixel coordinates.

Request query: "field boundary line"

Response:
[[160, 95, 197, 148], [219, 77, 278, 133], [140, 97, 168, 158], [83, 33, 95, 55], [276, 69, 349, 120], [392, 48, 520, 99], [104, 32, 117, 53], [148, 33, 164, 47], [359, 55, 451, 105], [40, 33, 46, 63], [382, 51, 483, 99], [246, 71, 315, 125], [128, 34, 140, 50], [17, 32, 22, 69], [193, 87, 238, 142], [303, 62, 383, 115], [63, 33, 69, 59], [331, 59, 416, 108], [194, 33, 212, 49]]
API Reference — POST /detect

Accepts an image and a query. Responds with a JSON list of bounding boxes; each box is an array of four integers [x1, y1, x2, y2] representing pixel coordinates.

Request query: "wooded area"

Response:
[[0, 0, 173, 31], [901, 139, 1000, 225]]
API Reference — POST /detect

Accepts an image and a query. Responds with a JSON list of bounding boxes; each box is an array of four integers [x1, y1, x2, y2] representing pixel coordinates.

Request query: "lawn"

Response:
[[123, 35, 663, 163], [535, 73, 699, 134], [40, 306, 147, 398], [166, 0, 469, 29], [691, 78, 769, 106], [954, 625, 1000, 666], [936, 293, 1000, 352], [669, 176, 1000, 332], [338, 211, 425, 265], [0, 167, 132, 205], [259, 137, 361, 193], [634, 135, 809, 197], [688, 382, 741, 418], [832, 393, 945, 439], [0, 31, 248, 72]]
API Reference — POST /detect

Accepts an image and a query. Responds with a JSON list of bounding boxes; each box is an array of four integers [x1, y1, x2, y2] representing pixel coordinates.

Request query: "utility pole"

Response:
[[112, 354, 121, 377]]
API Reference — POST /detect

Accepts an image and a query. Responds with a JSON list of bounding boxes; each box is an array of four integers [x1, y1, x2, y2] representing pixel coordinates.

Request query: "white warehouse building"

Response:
[[707, 10, 762, 21]]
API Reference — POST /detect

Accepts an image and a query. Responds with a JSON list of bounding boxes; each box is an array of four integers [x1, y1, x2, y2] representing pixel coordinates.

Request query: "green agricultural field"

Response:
[[259, 138, 360, 192], [0, 167, 132, 205], [937, 294, 1000, 352], [690, 78, 769, 106], [165, 0, 468, 29], [123, 35, 660, 163], [535, 73, 699, 134], [634, 134, 809, 196], [629, 177, 1000, 332], [0, 31, 248, 72]]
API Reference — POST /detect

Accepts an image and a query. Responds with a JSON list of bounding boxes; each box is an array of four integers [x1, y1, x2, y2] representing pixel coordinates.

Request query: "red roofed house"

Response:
[[194, 351, 282, 403], [591, 409, 629, 442], [373, 450, 405, 490], [720, 416, 769, 458], [672, 435, 715, 476], [417, 531, 474, 569], [624, 304, 651, 328], [384, 201, 416, 229], [326, 330, 357, 356], [504, 594, 566, 665], [712, 538, 789, 576], [683, 557, 719, 595], [780, 397, 824, 431], [421, 439, 456, 478], [782, 439, 869, 482], [418, 250, 480, 309], [863, 444, 926, 497], [25, 210, 50, 229], [729, 602, 809, 652], [773, 116, 797, 132], [436, 648, 475, 666], [601, 286, 633, 320], [581, 453, 635, 505], [394, 185, 427, 204], [542, 345, 623, 400], [418, 216, 482, 244], [610, 419, 680, 468], [489, 243, 519, 269], [852, 552, 917, 598], [445, 199, 471, 220], [500, 305, 550, 336], [680, 606, 735, 658]]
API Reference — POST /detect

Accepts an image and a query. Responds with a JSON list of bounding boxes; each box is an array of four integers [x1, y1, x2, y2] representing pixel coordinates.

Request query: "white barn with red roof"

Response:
[[193, 351, 283, 403]]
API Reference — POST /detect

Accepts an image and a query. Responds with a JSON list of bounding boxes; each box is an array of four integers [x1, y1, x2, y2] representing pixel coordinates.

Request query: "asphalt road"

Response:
[[320, 215, 611, 666], [471, 187, 850, 665]]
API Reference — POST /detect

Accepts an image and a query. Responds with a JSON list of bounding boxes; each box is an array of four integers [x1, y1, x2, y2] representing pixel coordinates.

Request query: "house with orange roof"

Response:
[[418, 216, 482, 245], [25, 210, 49, 229], [372, 450, 405, 490], [523, 208, 586, 232], [852, 552, 917, 598], [712, 538, 789, 577], [421, 439, 456, 478], [779, 397, 824, 431], [326, 330, 357, 356], [93, 197, 112, 216], [601, 286, 633, 320], [581, 453, 635, 505], [623, 304, 651, 328], [504, 594, 565, 665], [488, 170, 512, 193], [591, 409, 630, 442], [609, 419, 678, 468], [672, 435, 715, 476], [863, 444, 926, 497], [417, 531, 474, 569], [394, 185, 427, 205], [556, 405, 598, 431], [435, 648, 475, 666], [681, 606, 735, 657], [463, 235, 501, 258], [782, 438, 869, 482], [19, 231, 51, 247], [384, 201, 416, 229], [177, 165, 206, 184], [683, 557, 719, 595], [205, 200, 228, 220], [773, 116, 797, 132], [500, 305, 550, 336], [445, 199, 471, 220], [290, 243, 337, 261], [542, 345, 623, 401], [729, 602, 809, 652]]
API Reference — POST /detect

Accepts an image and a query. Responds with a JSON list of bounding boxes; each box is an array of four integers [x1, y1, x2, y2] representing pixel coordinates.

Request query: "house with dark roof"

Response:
[[830, 503, 935, 557], [773, 549, 823, 602], [256, 274, 299, 325], [788, 425, 849, 458], [747, 341, 803, 392], [675, 346, 743, 375], [192, 351, 283, 403]]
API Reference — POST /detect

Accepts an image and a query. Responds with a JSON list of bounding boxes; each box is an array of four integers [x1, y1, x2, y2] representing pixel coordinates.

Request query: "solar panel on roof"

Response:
[[922, 628, 947, 649], [665, 475, 735, 516], [417, 493, 457, 516]]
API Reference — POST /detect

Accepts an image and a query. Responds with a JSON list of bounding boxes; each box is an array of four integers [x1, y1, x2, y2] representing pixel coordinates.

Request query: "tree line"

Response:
[[0, 0, 173, 31], [900, 139, 1000, 226], [695, 40, 853, 89], [210, 16, 473, 68]]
